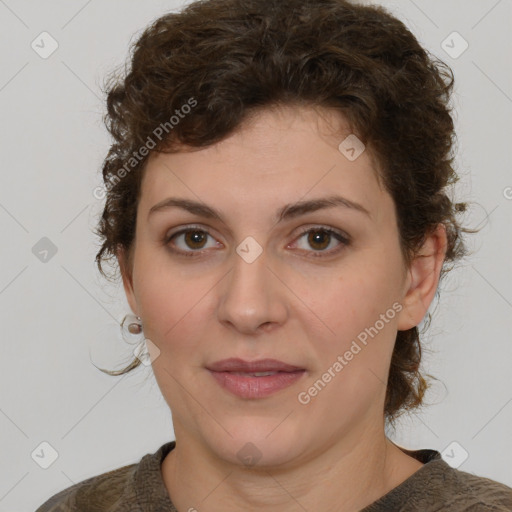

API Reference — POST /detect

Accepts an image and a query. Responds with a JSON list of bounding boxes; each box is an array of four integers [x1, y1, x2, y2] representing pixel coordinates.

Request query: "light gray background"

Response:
[[0, 0, 511, 510]]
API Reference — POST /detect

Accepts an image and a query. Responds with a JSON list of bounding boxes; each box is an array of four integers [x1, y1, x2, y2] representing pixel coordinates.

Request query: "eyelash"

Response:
[[163, 224, 351, 259]]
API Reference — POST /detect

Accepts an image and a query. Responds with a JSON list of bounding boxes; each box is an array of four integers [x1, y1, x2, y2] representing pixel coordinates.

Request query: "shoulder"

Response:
[[446, 466, 512, 511], [364, 448, 512, 512], [404, 451, 512, 511], [35, 441, 176, 512], [35, 462, 137, 512]]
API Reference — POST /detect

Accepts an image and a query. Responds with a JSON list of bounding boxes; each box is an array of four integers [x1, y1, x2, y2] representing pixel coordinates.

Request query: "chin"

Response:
[[202, 419, 303, 468]]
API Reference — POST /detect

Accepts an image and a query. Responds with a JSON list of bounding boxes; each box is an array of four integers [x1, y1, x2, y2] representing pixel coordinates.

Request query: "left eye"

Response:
[[291, 227, 349, 256], [166, 228, 219, 254], [164, 226, 349, 257]]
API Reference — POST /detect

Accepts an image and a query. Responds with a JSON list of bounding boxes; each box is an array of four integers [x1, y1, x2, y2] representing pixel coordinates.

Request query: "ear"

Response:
[[117, 246, 139, 316], [396, 224, 448, 331]]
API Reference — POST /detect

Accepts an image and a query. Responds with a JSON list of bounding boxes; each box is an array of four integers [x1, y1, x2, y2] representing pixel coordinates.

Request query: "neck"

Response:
[[161, 424, 424, 512]]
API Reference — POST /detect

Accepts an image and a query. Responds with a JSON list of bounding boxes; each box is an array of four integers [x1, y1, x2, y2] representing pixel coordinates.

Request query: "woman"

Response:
[[37, 0, 512, 510]]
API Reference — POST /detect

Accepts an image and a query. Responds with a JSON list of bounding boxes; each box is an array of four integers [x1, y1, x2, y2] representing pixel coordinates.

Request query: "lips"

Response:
[[206, 358, 304, 373], [206, 358, 306, 399]]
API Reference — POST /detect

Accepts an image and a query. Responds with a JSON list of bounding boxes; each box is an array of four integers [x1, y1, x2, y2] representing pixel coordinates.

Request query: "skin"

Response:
[[118, 105, 447, 512]]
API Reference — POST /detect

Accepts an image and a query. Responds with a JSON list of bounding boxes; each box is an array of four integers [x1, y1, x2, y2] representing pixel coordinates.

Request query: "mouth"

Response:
[[206, 358, 304, 373], [206, 358, 307, 399]]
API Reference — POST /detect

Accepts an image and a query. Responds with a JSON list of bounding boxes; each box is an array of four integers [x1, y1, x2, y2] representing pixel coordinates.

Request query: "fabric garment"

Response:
[[36, 440, 512, 511]]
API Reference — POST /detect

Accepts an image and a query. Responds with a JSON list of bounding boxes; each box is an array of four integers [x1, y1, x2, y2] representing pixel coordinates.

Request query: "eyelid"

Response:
[[163, 223, 350, 257], [164, 224, 219, 240], [289, 225, 350, 257], [163, 224, 221, 255], [294, 224, 350, 242]]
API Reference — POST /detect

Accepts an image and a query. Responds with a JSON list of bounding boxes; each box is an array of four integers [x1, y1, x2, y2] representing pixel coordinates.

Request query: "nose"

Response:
[[216, 245, 288, 335]]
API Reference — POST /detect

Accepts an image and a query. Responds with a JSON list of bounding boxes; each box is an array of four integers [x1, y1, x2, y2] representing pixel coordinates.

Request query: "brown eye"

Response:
[[307, 229, 331, 251], [164, 225, 350, 259], [183, 230, 208, 249], [165, 227, 219, 256], [293, 226, 350, 257]]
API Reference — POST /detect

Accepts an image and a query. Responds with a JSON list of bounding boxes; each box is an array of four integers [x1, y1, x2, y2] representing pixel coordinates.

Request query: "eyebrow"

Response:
[[147, 194, 371, 223]]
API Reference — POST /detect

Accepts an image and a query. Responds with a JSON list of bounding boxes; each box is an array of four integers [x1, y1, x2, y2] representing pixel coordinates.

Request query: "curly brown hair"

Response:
[[93, 0, 478, 425]]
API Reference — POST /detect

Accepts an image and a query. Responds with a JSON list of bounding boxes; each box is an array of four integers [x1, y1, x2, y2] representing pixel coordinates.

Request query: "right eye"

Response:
[[164, 226, 222, 257]]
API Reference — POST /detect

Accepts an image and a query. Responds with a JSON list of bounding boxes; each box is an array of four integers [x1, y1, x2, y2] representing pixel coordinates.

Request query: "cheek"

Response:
[[313, 265, 399, 332], [302, 258, 402, 372], [132, 260, 205, 352]]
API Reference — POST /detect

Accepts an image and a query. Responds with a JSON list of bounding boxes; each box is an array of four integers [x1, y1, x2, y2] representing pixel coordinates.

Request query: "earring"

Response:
[[121, 313, 143, 342]]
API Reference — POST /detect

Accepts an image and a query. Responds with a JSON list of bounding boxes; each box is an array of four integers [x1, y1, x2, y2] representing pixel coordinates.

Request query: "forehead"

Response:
[[139, 105, 386, 217]]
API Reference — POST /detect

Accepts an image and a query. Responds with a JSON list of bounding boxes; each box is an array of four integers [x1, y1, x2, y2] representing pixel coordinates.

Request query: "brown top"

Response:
[[36, 440, 512, 511]]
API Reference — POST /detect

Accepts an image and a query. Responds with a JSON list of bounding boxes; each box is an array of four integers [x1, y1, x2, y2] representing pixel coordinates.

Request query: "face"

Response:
[[119, 105, 432, 468]]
